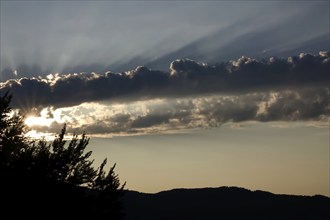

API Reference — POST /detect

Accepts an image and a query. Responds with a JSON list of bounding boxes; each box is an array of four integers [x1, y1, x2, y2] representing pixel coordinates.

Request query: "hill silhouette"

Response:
[[122, 187, 330, 220]]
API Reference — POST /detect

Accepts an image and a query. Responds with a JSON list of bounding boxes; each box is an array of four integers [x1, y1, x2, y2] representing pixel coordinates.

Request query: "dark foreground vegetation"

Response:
[[123, 187, 330, 220], [0, 92, 125, 218]]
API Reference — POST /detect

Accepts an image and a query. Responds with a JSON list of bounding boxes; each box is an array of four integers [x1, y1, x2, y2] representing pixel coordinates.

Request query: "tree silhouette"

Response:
[[0, 92, 30, 176], [0, 92, 125, 218]]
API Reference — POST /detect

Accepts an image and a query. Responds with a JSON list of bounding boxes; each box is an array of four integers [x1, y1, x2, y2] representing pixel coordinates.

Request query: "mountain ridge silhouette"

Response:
[[122, 186, 330, 220]]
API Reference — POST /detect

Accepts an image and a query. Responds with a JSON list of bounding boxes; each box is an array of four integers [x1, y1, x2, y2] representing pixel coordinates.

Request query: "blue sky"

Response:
[[0, 0, 329, 196], [1, 1, 329, 76]]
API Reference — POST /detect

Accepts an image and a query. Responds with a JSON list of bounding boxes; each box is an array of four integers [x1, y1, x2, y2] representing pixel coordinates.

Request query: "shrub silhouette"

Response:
[[0, 92, 125, 218]]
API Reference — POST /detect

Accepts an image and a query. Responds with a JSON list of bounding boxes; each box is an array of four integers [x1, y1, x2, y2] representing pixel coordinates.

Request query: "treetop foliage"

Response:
[[0, 92, 125, 218]]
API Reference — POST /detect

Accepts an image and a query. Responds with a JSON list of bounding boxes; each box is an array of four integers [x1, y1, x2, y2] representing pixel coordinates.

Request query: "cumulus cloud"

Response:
[[1, 51, 329, 111]]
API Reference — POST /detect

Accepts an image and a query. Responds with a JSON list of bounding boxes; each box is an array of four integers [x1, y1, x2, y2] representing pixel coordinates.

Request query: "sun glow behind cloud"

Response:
[[25, 116, 53, 127], [25, 106, 63, 126]]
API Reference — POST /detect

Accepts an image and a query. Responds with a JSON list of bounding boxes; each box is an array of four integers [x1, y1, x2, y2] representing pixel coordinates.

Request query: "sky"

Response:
[[0, 0, 329, 196]]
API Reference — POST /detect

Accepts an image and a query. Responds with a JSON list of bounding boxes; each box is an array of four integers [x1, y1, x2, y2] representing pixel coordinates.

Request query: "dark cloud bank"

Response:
[[1, 51, 329, 108], [0, 52, 329, 134]]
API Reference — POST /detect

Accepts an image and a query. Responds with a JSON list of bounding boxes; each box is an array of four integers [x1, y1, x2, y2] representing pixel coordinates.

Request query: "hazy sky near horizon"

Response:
[[89, 122, 329, 196], [0, 1, 329, 196]]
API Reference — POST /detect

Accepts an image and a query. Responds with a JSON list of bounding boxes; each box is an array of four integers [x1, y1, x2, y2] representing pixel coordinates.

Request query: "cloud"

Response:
[[258, 88, 329, 121], [25, 86, 329, 137], [1, 51, 329, 111]]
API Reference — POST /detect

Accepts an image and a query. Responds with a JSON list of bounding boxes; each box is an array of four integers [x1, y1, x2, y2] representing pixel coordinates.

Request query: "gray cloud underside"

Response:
[[1, 51, 329, 110], [29, 87, 329, 136]]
